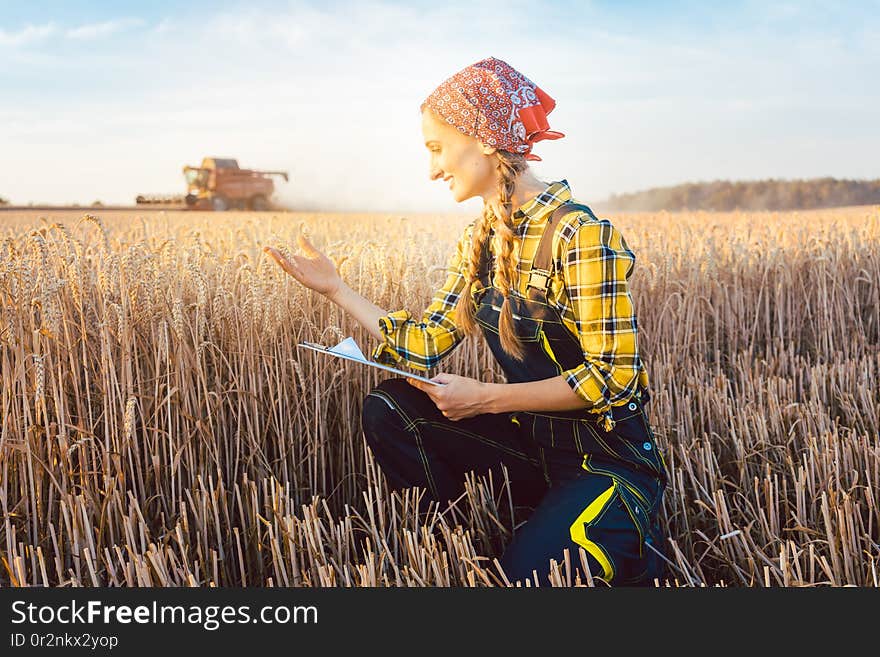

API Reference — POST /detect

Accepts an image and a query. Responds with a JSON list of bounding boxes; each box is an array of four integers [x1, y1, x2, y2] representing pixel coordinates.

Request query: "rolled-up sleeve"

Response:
[[371, 223, 474, 372], [559, 218, 644, 415]]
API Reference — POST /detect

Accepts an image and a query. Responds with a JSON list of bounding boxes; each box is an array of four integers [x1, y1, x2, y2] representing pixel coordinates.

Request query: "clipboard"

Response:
[[297, 338, 445, 386]]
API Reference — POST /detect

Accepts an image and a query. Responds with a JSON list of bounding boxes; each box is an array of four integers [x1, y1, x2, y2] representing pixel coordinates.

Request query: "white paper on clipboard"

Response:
[[297, 337, 445, 386]]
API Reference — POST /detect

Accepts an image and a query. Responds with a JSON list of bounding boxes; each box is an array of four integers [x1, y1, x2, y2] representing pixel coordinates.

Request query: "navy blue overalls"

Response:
[[361, 203, 669, 586]]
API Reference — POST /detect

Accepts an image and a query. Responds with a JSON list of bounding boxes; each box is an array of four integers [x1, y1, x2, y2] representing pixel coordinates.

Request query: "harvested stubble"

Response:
[[0, 206, 878, 587]]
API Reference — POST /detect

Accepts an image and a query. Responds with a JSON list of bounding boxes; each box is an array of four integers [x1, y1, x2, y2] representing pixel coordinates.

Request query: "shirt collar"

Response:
[[511, 179, 573, 234]]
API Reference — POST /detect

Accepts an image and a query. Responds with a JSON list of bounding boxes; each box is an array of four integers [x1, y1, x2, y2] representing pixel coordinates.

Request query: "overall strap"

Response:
[[527, 202, 595, 290]]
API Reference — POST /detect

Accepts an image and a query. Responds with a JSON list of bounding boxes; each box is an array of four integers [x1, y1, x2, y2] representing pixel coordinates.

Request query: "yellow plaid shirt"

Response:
[[371, 179, 650, 416]]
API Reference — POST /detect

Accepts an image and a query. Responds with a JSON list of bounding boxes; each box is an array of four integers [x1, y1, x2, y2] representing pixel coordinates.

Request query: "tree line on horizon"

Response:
[[600, 177, 880, 212]]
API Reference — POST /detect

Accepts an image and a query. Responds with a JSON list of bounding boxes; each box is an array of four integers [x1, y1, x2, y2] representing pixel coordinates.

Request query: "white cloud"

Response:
[[65, 18, 144, 40], [0, 17, 145, 48], [0, 22, 56, 47], [153, 19, 173, 35]]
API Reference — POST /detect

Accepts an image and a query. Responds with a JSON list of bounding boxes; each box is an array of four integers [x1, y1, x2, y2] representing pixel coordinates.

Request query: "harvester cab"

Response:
[[183, 157, 289, 211]]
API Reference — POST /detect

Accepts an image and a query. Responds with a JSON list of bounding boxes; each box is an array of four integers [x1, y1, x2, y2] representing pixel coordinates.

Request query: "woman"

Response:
[[265, 56, 668, 586]]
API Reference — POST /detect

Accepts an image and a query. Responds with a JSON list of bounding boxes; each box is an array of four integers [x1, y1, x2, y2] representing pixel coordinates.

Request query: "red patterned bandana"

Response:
[[421, 56, 564, 161]]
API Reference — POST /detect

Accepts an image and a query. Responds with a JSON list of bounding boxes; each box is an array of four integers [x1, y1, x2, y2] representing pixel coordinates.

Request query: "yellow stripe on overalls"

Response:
[[538, 329, 563, 374], [569, 483, 616, 582]]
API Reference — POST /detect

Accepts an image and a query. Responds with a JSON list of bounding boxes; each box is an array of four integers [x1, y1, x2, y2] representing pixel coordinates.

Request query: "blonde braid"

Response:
[[453, 205, 492, 335], [453, 150, 529, 361], [493, 151, 528, 361]]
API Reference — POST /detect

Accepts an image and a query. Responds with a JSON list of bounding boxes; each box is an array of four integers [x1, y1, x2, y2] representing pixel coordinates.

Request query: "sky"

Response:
[[1, 0, 878, 213]]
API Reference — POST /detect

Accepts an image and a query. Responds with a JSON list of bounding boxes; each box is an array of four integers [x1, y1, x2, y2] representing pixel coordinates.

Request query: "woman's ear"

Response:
[[480, 143, 497, 156]]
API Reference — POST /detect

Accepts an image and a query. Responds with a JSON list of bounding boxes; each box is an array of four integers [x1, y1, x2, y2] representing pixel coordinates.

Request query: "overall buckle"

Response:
[[527, 271, 550, 290]]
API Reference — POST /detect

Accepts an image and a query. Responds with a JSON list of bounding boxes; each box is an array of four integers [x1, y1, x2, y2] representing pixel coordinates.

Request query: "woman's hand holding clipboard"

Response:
[[297, 337, 445, 387]]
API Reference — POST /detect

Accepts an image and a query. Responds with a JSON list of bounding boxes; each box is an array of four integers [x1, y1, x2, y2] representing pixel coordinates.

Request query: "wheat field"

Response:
[[0, 206, 877, 587]]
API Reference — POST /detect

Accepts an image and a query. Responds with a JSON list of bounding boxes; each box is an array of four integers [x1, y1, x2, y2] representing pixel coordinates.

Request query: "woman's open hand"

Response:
[[405, 373, 492, 422], [263, 234, 343, 298]]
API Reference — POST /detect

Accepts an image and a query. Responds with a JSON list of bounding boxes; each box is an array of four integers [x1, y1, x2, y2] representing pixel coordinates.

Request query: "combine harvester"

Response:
[[136, 157, 289, 211]]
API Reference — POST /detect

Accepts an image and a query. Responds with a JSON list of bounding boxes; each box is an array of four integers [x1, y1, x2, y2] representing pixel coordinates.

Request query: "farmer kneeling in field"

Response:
[[265, 56, 669, 587]]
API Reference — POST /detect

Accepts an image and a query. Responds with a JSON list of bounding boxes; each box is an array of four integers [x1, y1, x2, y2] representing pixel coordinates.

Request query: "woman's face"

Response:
[[421, 109, 497, 203]]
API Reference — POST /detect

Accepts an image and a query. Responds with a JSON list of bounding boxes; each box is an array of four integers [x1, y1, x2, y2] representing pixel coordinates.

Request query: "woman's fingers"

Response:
[[263, 246, 280, 266], [264, 246, 300, 278], [407, 377, 441, 403], [297, 234, 320, 257], [269, 235, 326, 265], [263, 246, 283, 268], [406, 377, 457, 418]]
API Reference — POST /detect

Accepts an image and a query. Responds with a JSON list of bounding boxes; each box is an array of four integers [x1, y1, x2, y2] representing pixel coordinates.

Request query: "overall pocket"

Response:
[[475, 303, 543, 342], [568, 478, 652, 586]]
